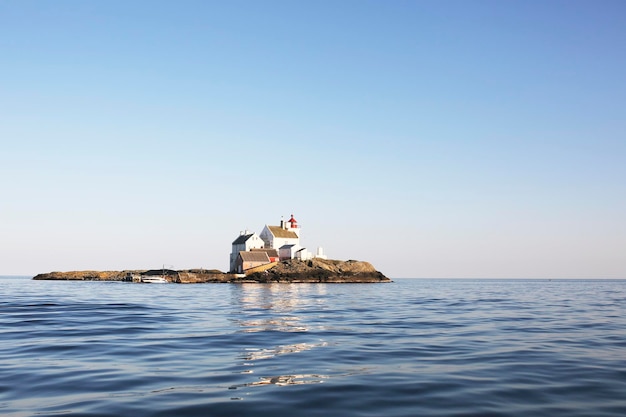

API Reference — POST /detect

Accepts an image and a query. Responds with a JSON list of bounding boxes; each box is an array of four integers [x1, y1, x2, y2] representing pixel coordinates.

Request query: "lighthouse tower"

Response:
[[286, 214, 300, 236]]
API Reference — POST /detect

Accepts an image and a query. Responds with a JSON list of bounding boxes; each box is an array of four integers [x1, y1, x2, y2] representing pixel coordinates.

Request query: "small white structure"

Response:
[[295, 247, 313, 261], [278, 244, 298, 261], [229, 231, 264, 273]]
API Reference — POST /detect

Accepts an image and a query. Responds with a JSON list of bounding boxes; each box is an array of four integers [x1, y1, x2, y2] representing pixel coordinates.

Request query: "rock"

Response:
[[32, 260, 390, 283], [244, 259, 390, 283], [32, 270, 132, 281], [176, 271, 235, 283]]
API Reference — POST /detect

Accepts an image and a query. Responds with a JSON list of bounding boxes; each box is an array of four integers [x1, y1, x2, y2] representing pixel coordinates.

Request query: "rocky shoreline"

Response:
[[32, 259, 391, 283]]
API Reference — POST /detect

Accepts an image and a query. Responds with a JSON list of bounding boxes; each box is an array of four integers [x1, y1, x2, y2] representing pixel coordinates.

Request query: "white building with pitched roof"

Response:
[[229, 231, 264, 273], [260, 225, 299, 250]]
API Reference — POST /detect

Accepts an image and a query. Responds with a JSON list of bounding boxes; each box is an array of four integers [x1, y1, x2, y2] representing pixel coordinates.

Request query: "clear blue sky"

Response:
[[1, 0, 625, 278]]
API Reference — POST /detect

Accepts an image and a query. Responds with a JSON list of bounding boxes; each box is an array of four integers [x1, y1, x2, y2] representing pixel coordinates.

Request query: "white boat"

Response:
[[140, 276, 168, 284]]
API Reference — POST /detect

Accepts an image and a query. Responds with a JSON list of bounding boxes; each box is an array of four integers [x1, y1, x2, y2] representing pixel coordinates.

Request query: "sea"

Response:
[[1, 276, 625, 417]]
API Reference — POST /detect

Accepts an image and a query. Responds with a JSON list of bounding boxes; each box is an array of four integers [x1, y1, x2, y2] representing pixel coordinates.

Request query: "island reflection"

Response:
[[231, 283, 327, 333], [228, 283, 332, 390]]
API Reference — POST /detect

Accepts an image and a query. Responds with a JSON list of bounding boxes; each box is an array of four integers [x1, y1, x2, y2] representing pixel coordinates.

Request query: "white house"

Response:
[[229, 231, 264, 273], [259, 214, 301, 250]]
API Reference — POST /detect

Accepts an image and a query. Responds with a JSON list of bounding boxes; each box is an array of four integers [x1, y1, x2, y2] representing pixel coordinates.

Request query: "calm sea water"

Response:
[[1, 277, 625, 417]]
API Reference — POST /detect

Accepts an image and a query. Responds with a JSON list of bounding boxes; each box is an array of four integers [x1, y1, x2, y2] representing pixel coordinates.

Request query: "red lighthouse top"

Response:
[[288, 214, 298, 228]]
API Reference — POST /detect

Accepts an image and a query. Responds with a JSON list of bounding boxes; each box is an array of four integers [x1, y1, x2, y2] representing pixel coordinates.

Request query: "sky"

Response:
[[1, 0, 625, 278]]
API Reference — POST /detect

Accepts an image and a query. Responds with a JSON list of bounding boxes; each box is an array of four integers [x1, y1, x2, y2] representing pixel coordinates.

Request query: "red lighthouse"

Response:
[[287, 214, 298, 229]]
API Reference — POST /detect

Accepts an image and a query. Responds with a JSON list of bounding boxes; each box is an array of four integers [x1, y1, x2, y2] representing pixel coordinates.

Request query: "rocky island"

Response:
[[33, 258, 390, 283], [33, 215, 391, 284]]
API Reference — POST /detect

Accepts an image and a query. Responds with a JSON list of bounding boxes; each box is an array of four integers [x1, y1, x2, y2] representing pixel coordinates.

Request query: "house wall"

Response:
[[260, 226, 273, 248], [287, 224, 300, 237], [260, 225, 299, 250], [242, 259, 268, 271], [245, 235, 265, 251], [274, 237, 299, 249], [230, 234, 265, 272], [278, 247, 292, 261]]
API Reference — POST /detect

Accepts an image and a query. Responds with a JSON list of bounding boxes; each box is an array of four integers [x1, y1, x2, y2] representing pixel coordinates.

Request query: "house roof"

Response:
[[279, 244, 296, 249], [251, 248, 279, 258], [238, 251, 270, 262], [267, 225, 298, 239], [232, 233, 255, 245]]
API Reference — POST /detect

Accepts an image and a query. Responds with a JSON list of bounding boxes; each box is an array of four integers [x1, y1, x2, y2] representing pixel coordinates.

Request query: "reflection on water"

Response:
[[231, 283, 328, 333], [232, 283, 328, 311], [230, 373, 329, 389], [229, 368, 372, 391], [236, 316, 307, 333], [229, 284, 332, 392], [240, 342, 328, 361]]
